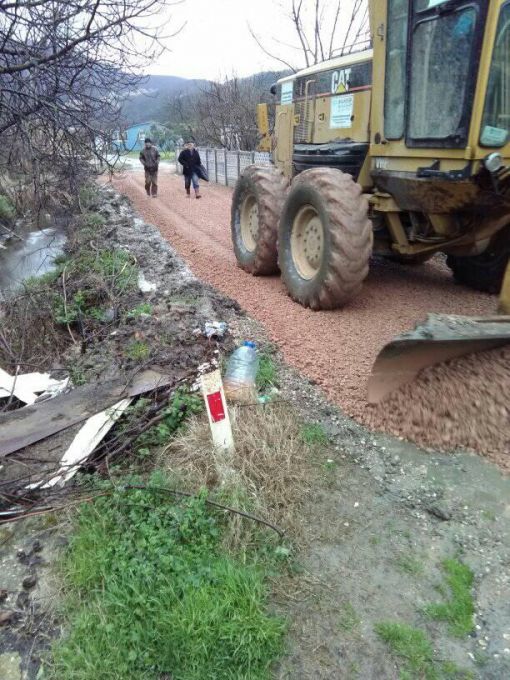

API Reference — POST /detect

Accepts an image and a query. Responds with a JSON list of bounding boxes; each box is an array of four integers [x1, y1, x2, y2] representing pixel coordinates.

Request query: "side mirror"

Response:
[[270, 84, 277, 96]]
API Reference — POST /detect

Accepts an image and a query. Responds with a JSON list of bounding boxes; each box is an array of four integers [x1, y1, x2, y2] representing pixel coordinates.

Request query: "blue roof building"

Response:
[[113, 121, 172, 152]]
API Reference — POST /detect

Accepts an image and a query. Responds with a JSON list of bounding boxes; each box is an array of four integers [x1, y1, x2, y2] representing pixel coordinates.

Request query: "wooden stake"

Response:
[[201, 369, 234, 452]]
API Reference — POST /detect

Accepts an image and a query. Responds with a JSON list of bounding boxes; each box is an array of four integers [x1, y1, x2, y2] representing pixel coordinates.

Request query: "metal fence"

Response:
[[175, 147, 272, 187]]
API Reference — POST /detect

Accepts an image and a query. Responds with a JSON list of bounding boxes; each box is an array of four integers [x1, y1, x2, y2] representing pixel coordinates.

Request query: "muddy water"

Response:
[[0, 223, 66, 291]]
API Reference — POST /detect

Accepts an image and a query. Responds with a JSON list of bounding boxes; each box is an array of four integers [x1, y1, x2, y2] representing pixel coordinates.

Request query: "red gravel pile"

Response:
[[366, 346, 510, 472]]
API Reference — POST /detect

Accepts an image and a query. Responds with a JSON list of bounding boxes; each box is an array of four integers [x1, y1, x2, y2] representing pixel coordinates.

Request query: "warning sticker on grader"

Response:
[[330, 94, 353, 129]]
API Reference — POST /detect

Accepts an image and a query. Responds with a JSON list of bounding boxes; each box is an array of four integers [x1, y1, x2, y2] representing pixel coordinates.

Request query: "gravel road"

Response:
[[112, 173, 494, 425]]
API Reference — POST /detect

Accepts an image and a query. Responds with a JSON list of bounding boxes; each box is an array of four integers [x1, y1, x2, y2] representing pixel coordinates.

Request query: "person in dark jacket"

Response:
[[178, 141, 202, 198], [139, 138, 160, 197]]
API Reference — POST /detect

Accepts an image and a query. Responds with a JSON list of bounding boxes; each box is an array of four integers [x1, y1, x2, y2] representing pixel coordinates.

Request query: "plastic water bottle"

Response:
[[223, 341, 259, 403]]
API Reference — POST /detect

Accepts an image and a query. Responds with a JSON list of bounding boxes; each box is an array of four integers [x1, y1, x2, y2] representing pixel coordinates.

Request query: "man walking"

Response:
[[178, 141, 202, 199], [139, 138, 160, 197]]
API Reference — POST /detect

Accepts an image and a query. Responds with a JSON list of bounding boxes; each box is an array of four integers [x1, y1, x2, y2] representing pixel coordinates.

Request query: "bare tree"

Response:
[[0, 0, 184, 210], [249, 0, 369, 72], [167, 73, 280, 151]]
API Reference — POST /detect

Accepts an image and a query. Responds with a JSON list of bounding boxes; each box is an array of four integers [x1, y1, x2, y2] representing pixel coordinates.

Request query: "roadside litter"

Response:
[[204, 321, 228, 339], [193, 321, 228, 339], [0, 368, 68, 406], [28, 398, 133, 489], [223, 341, 258, 403], [138, 270, 158, 293]]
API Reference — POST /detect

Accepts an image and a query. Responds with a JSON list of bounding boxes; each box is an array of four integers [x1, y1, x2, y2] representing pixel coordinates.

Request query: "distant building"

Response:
[[113, 122, 172, 152]]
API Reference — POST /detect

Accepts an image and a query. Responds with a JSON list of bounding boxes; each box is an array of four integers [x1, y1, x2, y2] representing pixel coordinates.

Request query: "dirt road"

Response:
[[113, 172, 493, 424]]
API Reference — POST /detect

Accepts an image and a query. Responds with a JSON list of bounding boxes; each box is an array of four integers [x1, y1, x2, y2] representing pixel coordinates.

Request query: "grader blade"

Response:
[[368, 314, 510, 404]]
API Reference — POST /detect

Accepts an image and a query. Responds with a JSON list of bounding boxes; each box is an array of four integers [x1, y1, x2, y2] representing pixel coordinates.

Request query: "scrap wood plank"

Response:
[[30, 398, 133, 489], [0, 368, 184, 457]]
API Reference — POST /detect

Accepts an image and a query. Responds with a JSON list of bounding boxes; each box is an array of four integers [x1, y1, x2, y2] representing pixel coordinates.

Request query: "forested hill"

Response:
[[121, 70, 287, 125], [121, 74, 208, 124]]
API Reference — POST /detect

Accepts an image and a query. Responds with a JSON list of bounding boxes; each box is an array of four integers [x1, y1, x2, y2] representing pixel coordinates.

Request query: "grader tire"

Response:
[[278, 167, 373, 310], [446, 226, 510, 294], [231, 165, 289, 275]]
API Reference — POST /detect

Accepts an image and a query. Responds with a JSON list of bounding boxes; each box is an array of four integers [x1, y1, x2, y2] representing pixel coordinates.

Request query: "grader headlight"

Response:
[[484, 152, 504, 174]]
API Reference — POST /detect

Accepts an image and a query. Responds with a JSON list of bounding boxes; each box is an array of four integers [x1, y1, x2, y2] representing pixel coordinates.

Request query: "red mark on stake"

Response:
[[206, 390, 226, 423]]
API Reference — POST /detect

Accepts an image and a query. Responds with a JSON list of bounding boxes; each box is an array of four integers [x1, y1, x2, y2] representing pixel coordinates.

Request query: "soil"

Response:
[[1, 182, 509, 679], [112, 173, 498, 449], [229, 314, 510, 680]]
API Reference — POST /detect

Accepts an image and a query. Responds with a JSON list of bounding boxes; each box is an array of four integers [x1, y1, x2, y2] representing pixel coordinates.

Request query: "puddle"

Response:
[[0, 223, 66, 291]]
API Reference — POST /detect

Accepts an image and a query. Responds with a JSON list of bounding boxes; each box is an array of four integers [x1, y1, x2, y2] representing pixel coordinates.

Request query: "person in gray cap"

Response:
[[139, 138, 160, 197]]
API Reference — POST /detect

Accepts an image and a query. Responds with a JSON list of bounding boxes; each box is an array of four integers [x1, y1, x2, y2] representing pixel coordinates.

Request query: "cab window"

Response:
[[481, 2, 510, 147], [384, 0, 409, 139], [408, 7, 477, 144]]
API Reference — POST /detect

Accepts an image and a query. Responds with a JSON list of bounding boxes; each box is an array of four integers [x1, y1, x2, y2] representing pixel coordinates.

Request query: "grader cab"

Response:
[[231, 0, 510, 399]]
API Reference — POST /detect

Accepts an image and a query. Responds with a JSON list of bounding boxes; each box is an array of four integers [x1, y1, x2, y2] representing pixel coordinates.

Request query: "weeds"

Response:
[[51, 249, 137, 326], [135, 389, 203, 450], [425, 559, 475, 637], [62, 249, 137, 294], [0, 245, 139, 368], [164, 404, 312, 546], [376, 622, 471, 679], [376, 621, 436, 679], [127, 302, 152, 318], [78, 184, 99, 210], [81, 211, 105, 230], [49, 480, 284, 679], [126, 340, 150, 362], [300, 422, 328, 447], [67, 364, 86, 386], [256, 353, 279, 391]]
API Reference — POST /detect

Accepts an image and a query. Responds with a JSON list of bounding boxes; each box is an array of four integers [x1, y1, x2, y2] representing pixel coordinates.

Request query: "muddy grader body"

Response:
[[231, 0, 510, 313]]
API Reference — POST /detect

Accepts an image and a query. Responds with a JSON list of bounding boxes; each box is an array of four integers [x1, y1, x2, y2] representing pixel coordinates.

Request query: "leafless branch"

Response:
[[0, 0, 184, 199], [249, 0, 368, 70]]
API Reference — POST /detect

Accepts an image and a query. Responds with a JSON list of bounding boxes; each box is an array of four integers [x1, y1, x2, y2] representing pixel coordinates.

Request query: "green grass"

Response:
[[49, 480, 284, 680], [127, 302, 152, 319], [126, 340, 150, 362], [425, 559, 475, 637], [375, 622, 472, 680], [52, 249, 138, 326], [300, 423, 328, 447], [81, 211, 105, 230], [256, 353, 279, 391], [23, 268, 61, 291], [67, 249, 137, 292], [376, 622, 437, 679]]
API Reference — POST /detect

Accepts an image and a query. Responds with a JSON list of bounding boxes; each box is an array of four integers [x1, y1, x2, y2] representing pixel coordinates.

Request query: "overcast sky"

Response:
[[147, 0, 365, 80]]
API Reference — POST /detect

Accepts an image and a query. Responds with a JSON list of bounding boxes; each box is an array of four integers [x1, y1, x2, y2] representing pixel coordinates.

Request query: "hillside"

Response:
[[120, 70, 288, 126], [121, 74, 208, 125]]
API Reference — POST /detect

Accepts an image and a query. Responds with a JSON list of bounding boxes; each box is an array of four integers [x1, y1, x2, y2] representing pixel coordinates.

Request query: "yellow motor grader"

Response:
[[231, 0, 510, 400]]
